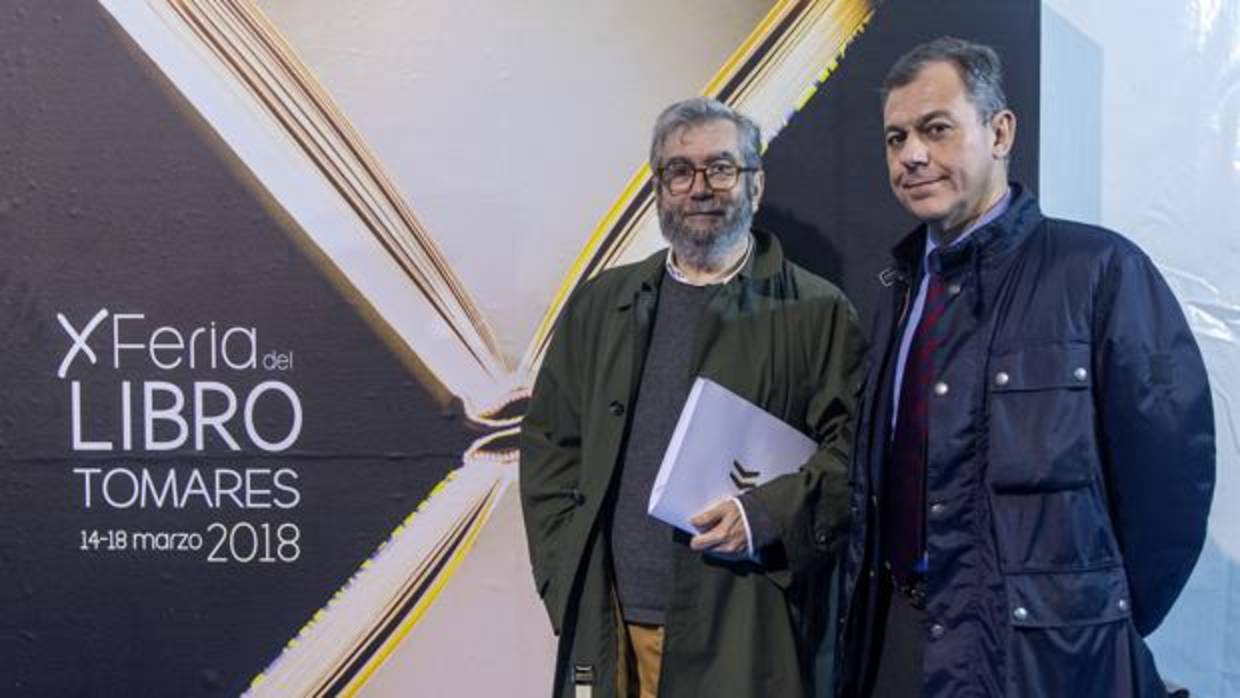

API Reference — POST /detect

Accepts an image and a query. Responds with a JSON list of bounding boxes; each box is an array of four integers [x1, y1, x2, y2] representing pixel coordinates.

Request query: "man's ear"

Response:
[[991, 109, 1017, 159], [749, 169, 766, 212]]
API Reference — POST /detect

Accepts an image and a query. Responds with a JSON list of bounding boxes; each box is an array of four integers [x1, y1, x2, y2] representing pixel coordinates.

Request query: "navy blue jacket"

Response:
[[837, 185, 1215, 697]]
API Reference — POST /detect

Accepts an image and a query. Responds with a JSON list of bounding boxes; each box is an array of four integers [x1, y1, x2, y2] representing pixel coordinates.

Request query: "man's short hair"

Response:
[[882, 36, 1008, 121], [649, 97, 762, 171]]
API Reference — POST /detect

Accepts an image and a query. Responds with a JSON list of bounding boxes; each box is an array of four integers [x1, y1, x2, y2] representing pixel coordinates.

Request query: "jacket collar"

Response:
[[888, 182, 1042, 280], [614, 228, 784, 310]]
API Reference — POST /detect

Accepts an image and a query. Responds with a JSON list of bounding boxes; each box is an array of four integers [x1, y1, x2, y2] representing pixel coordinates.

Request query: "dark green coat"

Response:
[[520, 231, 865, 697]]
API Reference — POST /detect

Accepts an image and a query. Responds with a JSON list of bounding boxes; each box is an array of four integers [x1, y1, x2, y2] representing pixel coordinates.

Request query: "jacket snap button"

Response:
[[1117, 598, 1129, 612], [947, 283, 962, 296], [930, 623, 945, 638], [933, 381, 949, 396], [1074, 367, 1088, 382], [571, 490, 586, 506], [994, 371, 1010, 387], [930, 502, 946, 516], [608, 400, 625, 416], [1012, 606, 1029, 622]]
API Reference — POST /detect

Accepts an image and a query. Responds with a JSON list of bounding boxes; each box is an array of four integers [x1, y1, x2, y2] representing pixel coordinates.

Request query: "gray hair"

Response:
[[649, 97, 762, 171], [882, 36, 1008, 121]]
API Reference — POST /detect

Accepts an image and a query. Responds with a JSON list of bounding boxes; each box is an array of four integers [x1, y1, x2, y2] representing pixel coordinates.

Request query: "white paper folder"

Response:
[[647, 377, 817, 534]]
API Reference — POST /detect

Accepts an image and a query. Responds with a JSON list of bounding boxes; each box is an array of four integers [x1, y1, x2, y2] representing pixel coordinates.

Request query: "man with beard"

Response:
[[521, 97, 865, 698]]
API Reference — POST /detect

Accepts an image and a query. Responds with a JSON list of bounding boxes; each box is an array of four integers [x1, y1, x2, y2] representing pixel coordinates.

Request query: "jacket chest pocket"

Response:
[[986, 342, 1096, 491], [986, 342, 1119, 570]]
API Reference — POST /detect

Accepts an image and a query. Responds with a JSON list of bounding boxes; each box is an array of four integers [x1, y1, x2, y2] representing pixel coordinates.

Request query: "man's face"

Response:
[[882, 61, 1014, 234], [655, 119, 764, 265]]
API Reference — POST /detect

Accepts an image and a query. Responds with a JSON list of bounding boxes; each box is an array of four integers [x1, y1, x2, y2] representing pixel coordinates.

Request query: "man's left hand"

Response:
[[689, 499, 748, 556]]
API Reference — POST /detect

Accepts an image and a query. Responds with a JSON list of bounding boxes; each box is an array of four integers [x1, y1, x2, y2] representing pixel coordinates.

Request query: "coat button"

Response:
[[570, 489, 586, 506], [608, 400, 625, 416], [947, 283, 962, 296], [993, 371, 1010, 387], [1117, 598, 1129, 612], [933, 381, 949, 396], [930, 502, 946, 517], [870, 494, 878, 506], [815, 531, 829, 546], [929, 623, 945, 638], [1012, 606, 1029, 622], [1074, 367, 1088, 382]]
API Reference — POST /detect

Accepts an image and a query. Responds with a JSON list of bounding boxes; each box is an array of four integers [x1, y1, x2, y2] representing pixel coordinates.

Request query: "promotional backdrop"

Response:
[[43, 2, 1240, 697]]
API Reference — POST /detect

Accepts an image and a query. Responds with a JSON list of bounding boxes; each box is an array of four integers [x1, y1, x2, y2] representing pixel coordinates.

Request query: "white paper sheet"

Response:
[[648, 377, 817, 533]]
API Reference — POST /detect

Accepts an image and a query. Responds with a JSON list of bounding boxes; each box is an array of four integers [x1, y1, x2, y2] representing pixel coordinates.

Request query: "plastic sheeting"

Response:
[[1041, 2, 1240, 695]]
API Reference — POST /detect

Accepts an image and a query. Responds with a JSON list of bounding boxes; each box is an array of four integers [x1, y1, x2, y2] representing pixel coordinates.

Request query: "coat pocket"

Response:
[[987, 342, 1096, 491], [1004, 566, 1131, 629], [1004, 567, 1143, 696], [536, 498, 580, 635]]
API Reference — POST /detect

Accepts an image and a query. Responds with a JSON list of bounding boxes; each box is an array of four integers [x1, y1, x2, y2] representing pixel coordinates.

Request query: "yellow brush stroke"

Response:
[[701, 0, 797, 98], [339, 486, 501, 697], [245, 467, 465, 695]]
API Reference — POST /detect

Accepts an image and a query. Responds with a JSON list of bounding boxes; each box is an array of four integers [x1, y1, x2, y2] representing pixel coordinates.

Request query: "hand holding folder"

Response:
[[647, 377, 817, 535]]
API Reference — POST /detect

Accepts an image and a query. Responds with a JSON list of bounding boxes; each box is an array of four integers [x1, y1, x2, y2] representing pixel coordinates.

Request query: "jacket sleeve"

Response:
[[518, 297, 586, 635], [746, 294, 867, 587], [1092, 246, 1215, 636]]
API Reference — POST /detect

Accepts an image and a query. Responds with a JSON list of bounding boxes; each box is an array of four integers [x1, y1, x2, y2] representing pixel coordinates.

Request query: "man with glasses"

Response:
[[521, 97, 865, 698]]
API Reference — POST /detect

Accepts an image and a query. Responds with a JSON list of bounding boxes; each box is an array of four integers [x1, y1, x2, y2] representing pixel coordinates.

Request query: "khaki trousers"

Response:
[[616, 619, 664, 698]]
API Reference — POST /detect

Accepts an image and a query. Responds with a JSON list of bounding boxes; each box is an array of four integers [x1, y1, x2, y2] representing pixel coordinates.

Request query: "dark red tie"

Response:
[[882, 268, 948, 585]]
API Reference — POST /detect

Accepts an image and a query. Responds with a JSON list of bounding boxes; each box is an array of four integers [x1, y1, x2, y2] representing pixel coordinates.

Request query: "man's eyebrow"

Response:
[[694, 151, 739, 164], [665, 151, 740, 165], [885, 109, 956, 133], [914, 110, 954, 127]]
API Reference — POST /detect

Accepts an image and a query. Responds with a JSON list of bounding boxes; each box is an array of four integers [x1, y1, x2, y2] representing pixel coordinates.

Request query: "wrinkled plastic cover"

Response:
[[1042, 3, 1240, 695]]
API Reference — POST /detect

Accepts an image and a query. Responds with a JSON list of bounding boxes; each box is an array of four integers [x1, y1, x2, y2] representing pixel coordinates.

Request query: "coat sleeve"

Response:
[[746, 293, 867, 587], [518, 296, 586, 635], [1092, 246, 1215, 636]]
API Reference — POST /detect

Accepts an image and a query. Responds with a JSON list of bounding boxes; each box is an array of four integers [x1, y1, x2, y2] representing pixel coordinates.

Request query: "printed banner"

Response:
[[0, 1, 1039, 695]]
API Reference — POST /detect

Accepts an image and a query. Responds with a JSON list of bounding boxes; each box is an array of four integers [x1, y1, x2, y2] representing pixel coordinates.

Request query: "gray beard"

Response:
[[658, 199, 753, 273]]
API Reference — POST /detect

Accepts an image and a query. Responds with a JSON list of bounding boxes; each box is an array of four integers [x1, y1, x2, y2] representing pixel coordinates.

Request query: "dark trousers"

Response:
[[864, 574, 927, 698]]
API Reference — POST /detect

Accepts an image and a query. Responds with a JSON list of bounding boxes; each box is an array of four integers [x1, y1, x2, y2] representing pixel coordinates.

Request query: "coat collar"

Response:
[[887, 182, 1043, 280], [614, 228, 785, 310]]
